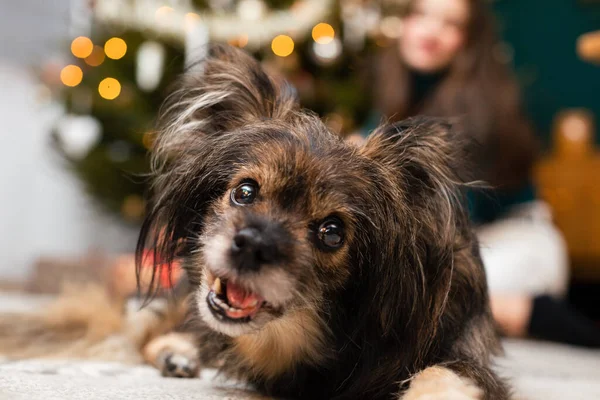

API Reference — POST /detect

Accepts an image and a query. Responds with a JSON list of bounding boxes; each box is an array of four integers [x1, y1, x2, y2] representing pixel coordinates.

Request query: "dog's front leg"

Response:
[[143, 332, 201, 378], [400, 366, 483, 400]]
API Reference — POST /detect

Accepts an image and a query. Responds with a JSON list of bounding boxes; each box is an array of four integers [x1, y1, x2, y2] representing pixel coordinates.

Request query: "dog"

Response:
[[133, 44, 511, 399]]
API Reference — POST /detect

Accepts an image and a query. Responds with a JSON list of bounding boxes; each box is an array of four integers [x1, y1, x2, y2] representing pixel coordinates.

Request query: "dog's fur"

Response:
[[0, 283, 187, 364], [136, 45, 510, 399]]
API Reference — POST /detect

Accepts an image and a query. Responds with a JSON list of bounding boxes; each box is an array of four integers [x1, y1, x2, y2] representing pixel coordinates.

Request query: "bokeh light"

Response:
[[98, 77, 121, 100], [142, 131, 155, 149], [379, 16, 403, 39], [228, 34, 249, 48], [155, 6, 174, 21], [271, 35, 294, 57], [375, 37, 391, 47], [313, 38, 342, 64], [237, 0, 265, 21], [577, 31, 600, 63], [312, 23, 335, 44], [238, 34, 249, 48], [84, 45, 106, 67], [60, 65, 83, 87], [71, 36, 93, 58], [104, 37, 127, 60], [121, 194, 145, 220], [185, 12, 202, 31]]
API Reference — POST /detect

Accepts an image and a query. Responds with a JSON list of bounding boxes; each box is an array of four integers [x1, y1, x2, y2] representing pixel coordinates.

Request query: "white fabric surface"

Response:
[[477, 201, 569, 297], [1, 340, 599, 400], [1, 292, 599, 399]]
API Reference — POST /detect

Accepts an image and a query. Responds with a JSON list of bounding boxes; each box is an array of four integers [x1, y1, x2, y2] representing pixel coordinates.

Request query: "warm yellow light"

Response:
[[376, 37, 391, 47], [379, 16, 403, 39], [60, 65, 83, 87], [228, 34, 249, 48], [71, 36, 93, 58], [104, 37, 127, 60], [84, 45, 106, 66], [312, 23, 334, 44], [271, 35, 294, 57], [142, 131, 155, 149], [578, 31, 600, 63], [98, 77, 121, 100], [121, 195, 145, 220], [238, 34, 249, 48], [185, 12, 201, 31], [155, 6, 174, 21]]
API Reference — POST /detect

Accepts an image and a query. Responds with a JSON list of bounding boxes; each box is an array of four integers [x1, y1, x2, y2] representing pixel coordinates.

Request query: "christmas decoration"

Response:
[[49, 0, 399, 223], [577, 30, 600, 64], [136, 41, 166, 91], [54, 114, 102, 159]]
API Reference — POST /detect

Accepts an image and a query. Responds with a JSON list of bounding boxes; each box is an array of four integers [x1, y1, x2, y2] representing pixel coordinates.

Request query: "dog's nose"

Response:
[[231, 228, 277, 271]]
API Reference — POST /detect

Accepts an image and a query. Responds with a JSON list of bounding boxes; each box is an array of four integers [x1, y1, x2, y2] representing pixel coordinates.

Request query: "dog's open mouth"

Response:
[[207, 277, 266, 323]]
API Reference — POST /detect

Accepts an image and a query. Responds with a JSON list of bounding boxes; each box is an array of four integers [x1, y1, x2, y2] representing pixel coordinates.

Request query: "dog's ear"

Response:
[[155, 44, 298, 156], [360, 117, 476, 345], [360, 116, 472, 237]]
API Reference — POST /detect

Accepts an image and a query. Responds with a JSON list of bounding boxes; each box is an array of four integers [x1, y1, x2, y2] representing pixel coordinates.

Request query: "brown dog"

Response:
[[136, 44, 510, 399]]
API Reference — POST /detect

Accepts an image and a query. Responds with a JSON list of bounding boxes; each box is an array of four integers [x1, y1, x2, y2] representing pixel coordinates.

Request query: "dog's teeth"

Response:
[[213, 295, 230, 310], [248, 299, 258, 308], [213, 277, 222, 294]]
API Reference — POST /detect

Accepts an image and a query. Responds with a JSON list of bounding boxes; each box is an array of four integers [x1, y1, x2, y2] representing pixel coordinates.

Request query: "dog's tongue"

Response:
[[226, 281, 262, 311]]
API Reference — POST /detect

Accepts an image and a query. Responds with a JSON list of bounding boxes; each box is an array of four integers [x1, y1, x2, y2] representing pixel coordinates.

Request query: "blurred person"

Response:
[[349, 0, 600, 346]]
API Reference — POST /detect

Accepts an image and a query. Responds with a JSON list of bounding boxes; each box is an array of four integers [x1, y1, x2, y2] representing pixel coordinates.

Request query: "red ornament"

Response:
[[140, 250, 183, 289]]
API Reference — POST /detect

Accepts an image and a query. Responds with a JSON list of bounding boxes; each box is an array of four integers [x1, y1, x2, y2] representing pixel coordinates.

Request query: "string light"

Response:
[[98, 77, 121, 100], [60, 65, 83, 87], [578, 31, 600, 63], [142, 131, 155, 149], [237, 0, 266, 21], [238, 34, 249, 48], [271, 35, 294, 57], [185, 12, 201, 31], [104, 37, 127, 60], [312, 23, 335, 44], [380, 16, 403, 39], [85, 45, 106, 66], [313, 38, 342, 64], [228, 34, 249, 48], [155, 6, 174, 22], [71, 36, 93, 58]]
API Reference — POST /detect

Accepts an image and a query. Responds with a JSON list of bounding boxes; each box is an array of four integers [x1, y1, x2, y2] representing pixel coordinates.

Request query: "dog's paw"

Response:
[[401, 366, 482, 400], [143, 332, 201, 378], [159, 351, 200, 378]]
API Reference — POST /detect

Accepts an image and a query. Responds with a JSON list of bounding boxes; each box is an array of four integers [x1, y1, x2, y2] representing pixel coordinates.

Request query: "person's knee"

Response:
[[530, 223, 569, 296], [478, 220, 569, 297]]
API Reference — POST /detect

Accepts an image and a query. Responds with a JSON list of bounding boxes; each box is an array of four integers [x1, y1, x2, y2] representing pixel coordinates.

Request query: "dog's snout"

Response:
[[233, 228, 259, 251], [231, 227, 278, 271]]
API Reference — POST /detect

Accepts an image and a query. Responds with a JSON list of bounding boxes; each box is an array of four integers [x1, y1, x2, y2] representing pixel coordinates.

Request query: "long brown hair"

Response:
[[377, 0, 538, 188]]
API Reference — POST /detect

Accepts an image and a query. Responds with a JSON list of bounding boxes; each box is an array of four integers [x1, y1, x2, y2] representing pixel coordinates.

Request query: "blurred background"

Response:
[[0, 0, 599, 331]]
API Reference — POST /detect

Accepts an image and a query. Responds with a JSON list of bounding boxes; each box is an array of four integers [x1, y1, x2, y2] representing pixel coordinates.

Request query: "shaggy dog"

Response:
[[136, 44, 510, 399]]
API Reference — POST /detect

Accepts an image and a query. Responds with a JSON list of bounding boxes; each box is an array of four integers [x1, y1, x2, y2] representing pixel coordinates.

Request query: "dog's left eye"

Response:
[[231, 180, 258, 205], [317, 218, 344, 250]]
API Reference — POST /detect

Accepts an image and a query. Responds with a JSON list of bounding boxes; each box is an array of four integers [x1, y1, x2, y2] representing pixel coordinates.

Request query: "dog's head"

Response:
[[138, 45, 471, 346]]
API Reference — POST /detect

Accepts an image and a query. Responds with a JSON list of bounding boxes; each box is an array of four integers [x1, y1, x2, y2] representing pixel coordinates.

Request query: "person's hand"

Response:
[[489, 294, 532, 337]]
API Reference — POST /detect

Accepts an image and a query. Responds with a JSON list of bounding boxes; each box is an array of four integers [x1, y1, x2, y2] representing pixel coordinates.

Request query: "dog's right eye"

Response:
[[231, 180, 258, 205]]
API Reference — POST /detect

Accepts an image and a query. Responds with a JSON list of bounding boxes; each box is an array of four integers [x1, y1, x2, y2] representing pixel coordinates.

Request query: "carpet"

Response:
[[1, 293, 599, 399]]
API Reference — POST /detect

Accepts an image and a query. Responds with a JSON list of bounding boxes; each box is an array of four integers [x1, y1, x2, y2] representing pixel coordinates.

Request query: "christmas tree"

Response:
[[48, 0, 403, 223]]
